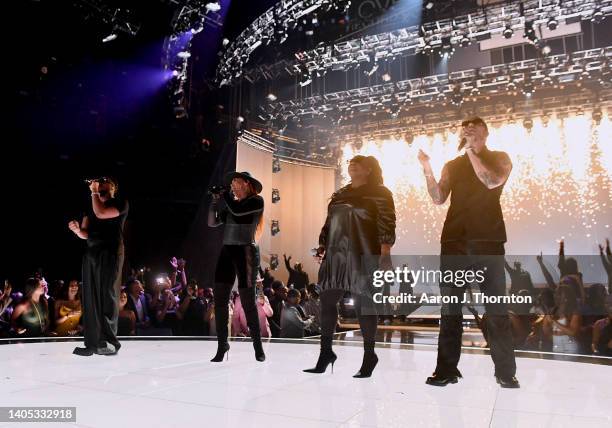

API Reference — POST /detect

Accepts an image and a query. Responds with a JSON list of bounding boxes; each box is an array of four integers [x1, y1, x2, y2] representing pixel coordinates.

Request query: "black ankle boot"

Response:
[[304, 336, 337, 374], [253, 337, 266, 362], [211, 342, 230, 362], [353, 341, 378, 378]]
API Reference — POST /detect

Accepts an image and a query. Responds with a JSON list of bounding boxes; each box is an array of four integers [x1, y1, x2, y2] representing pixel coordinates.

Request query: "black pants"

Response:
[[435, 241, 516, 378], [320, 289, 377, 345], [81, 245, 123, 349], [213, 245, 261, 342]]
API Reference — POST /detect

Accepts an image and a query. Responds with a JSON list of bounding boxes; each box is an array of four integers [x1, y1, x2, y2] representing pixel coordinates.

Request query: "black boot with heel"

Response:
[[353, 341, 378, 378], [210, 342, 230, 362], [239, 288, 266, 362], [304, 336, 337, 374]]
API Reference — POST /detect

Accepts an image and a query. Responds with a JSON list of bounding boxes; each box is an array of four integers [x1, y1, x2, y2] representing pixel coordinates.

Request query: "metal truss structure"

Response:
[[216, 0, 612, 85]]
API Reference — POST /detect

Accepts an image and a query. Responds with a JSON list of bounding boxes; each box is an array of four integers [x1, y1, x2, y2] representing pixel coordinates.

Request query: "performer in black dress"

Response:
[[304, 155, 396, 378], [68, 177, 128, 356], [208, 171, 266, 362], [418, 117, 519, 388]]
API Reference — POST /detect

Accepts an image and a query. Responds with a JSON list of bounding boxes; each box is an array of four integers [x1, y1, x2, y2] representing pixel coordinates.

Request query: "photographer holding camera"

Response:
[[68, 176, 128, 356], [207, 171, 266, 362]]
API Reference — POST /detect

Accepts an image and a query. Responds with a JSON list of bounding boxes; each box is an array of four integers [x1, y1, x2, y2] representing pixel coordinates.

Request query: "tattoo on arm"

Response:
[[471, 151, 512, 188], [426, 165, 450, 204]]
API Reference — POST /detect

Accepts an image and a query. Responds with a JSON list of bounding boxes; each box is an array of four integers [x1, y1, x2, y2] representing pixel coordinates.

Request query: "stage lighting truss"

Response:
[[262, 47, 611, 143], [334, 92, 611, 147], [216, 0, 612, 86], [161, 0, 226, 117], [74, 0, 141, 38], [214, 0, 349, 87]]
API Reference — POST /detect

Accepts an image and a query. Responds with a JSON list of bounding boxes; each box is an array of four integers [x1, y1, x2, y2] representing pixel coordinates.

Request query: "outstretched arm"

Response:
[[537, 254, 557, 290], [419, 150, 451, 205]]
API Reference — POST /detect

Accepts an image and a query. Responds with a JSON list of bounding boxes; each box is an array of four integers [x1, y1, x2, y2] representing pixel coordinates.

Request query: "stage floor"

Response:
[[0, 338, 611, 428]]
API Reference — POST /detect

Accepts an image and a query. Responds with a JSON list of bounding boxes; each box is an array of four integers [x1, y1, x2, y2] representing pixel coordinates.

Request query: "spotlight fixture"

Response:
[[272, 188, 280, 203], [270, 254, 279, 270], [422, 43, 433, 55], [450, 88, 463, 106], [439, 36, 454, 58], [191, 20, 204, 34], [425, 1, 434, 10], [222, 38, 230, 47], [267, 93, 277, 102], [503, 24, 513, 39], [102, 33, 118, 43], [547, 16, 558, 30], [591, 8, 604, 24], [271, 220, 280, 236], [524, 21, 538, 44], [272, 157, 281, 173], [459, 34, 471, 48], [299, 69, 312, 87], [381, 72, 391, 82], [522, 80, 535, 97], [523, 117, 533, 132], [205, 2, 221, 13], [541, 75, 554, 86], [541, 114, 550, 127]]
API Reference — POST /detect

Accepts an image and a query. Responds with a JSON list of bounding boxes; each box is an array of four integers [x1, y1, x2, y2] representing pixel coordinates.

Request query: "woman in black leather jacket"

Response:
[[304, 155, 396, 378], [208, 171, 266, 362]]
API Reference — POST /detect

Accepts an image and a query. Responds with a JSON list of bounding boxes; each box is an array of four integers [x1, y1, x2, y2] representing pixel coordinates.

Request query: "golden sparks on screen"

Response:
[[340, 114, 612, 250]]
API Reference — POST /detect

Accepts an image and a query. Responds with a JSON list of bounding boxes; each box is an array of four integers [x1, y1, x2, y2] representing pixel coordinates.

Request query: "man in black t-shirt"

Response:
[[418, 117, 519, 388], [68, 177, 128, 356]]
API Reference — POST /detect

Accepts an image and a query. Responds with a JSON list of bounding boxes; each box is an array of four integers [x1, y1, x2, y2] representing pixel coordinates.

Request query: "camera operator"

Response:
[[207, 171, 266, 362], [68, 177, 128, 356]]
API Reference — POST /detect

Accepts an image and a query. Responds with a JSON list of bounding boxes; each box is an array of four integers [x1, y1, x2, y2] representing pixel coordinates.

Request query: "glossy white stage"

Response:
[[0, 338, 610, 428]]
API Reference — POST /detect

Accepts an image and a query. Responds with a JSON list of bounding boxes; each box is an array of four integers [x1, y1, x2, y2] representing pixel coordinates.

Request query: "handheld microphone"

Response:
[[458, 137, 467, 151]]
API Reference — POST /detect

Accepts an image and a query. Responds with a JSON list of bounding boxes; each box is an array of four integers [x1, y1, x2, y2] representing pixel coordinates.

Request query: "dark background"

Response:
[[2, 0, 280, 286]]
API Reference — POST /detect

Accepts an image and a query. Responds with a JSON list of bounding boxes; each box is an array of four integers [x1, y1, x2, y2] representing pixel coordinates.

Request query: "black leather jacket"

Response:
[[208, 192, 263, 245]]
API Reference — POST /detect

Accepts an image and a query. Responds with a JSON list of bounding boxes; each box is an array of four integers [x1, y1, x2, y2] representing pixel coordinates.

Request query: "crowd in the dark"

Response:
[[0, 254, 322, 342], [1, 240, 611, 356]]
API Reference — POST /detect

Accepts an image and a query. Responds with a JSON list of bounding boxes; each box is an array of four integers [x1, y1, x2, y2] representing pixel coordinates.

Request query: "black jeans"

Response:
[[435, 241, 516, 378], [81, 244, 124, 349], [213, 245, 261, 343]]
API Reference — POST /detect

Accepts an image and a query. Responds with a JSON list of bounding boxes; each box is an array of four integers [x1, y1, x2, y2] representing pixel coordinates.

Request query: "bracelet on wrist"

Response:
[[91, 192, 100, 196]]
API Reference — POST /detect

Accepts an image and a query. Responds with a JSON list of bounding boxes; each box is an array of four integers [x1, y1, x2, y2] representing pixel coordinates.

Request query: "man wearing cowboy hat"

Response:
[[208, 171, 266, 362]]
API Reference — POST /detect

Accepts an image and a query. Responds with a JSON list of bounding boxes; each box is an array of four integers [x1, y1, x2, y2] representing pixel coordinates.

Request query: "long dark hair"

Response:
[[555, 284, 579, 320], [60, 280, 81, 301], [350, 155, 384, 185], [23, 277, 49, 315]]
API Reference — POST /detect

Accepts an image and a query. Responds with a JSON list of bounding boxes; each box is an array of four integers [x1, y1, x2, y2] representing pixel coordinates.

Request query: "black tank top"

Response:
[[441, 151, 507, 243]]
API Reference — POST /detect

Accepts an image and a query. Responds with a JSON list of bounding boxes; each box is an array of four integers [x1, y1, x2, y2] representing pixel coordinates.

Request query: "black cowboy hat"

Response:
[[225, 171, 263, 194]]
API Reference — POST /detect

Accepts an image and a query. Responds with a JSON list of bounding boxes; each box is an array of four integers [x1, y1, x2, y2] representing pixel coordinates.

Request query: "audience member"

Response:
[[54, 280, 82, 336], [281, 289, 313, 338], [11, 278, 49, 337]]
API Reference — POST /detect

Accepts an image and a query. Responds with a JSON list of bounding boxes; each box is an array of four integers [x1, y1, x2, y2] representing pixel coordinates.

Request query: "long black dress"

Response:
[[317, 183, 396, 297]]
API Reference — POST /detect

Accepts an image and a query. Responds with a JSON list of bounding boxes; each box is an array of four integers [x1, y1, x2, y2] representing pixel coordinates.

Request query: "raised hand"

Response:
[[417, 149, 430, 166], [68, 220, 80, 234], [89, 180, 100, 194], [170, 257, 178, 270]]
